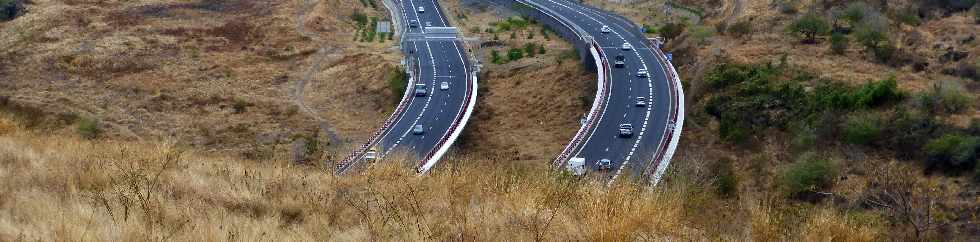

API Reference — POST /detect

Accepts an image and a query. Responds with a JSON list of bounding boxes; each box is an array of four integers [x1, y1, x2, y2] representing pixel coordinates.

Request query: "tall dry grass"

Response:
[[0, 115, 882, 241]]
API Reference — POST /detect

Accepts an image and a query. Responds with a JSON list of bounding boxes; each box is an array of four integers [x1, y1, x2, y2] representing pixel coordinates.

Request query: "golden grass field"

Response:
[[0, 113, 882, 241]]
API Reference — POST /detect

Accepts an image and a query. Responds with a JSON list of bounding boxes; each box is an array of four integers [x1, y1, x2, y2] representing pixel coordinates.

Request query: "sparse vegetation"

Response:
[[387, 67, 408, 105], [924, 134, 979, 174], [659, 22, 685, 41]]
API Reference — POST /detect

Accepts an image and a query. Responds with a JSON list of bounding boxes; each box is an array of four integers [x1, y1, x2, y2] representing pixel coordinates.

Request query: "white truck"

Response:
[[566, 157, 586, 176]]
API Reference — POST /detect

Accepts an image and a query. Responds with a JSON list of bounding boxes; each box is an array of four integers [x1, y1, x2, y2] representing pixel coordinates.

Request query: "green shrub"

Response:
[[523, 43, 537, 57], [76, 118, 101, 139], [727, 21, 753, 38], [507, 48, 523, 61], [842, 2, 869, 25], [882, 110, 940, 159], [843, 112, 882, 145], [781, 153, 836, 197], [924, 134, 980, 173], [851, 76, 901, 108], [490, 49, 502, 64], [830, 32, 848, 55], [786, 13, 831, 43], [894, 7, 922, 26]]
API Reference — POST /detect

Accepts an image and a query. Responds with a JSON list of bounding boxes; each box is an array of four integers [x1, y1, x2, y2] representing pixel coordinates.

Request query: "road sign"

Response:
[[666, 53, 673, 62]]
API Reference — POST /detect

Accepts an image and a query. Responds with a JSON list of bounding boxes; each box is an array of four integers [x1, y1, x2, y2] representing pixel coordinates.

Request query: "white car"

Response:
[[425, 21, 432, 27], [440, 82, 449, 90], [635, 97, 647, 107], [413, 124, 424, 135], [418, 6, 424, 13], [621, 43, 632, 51], [596, 159, 612, 170], [600, 25, 611, 33], [636, 69, 649, 78]]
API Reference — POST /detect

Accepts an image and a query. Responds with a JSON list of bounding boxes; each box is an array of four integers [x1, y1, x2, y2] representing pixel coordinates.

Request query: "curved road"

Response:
[[337, 0, 472, 174], [521, 0, 682, 183]]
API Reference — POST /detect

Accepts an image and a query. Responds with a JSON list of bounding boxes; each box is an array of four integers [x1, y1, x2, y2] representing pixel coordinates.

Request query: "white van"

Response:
[[566, 157, 586, 176], [418, 6, 424, 13]]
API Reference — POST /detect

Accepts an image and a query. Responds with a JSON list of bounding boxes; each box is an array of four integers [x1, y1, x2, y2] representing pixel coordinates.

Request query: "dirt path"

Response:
[[292, 0, 342, 146]]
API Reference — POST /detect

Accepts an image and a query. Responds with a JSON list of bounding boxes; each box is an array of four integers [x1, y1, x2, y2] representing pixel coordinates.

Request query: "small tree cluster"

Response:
[[781, 153, 836, 199]]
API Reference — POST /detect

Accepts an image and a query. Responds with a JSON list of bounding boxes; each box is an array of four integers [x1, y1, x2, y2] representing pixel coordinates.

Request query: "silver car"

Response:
[[413, 124, 424, 135], [440, 81, 449, 90], [635, 97, 647, 107], [596, 158, 612, 170]]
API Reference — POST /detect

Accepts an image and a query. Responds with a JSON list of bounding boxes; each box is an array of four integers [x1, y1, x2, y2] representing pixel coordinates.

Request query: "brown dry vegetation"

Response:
[[0, 0, 401, 158], [0, 114, 882, 241]]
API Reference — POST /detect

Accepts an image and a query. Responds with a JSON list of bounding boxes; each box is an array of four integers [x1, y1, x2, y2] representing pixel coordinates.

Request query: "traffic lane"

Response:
[[576, 62, 648, 173], [378, 39, 451, 156], [398, 41, 468, 159]]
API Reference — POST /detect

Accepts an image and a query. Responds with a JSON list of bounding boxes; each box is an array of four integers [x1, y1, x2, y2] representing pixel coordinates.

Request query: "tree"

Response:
[[660, 22, 685, 41], [830, 32, 848, 54], [787, 13, 831, 44], [864, 163, 949, 240]]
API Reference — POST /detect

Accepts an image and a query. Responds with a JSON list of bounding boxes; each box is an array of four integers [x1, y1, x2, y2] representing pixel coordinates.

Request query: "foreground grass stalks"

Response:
[[0, 124, 881, 241]]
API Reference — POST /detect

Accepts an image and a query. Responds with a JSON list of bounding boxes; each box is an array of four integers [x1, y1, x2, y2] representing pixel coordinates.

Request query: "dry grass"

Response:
[[0, 114, 885, 241]]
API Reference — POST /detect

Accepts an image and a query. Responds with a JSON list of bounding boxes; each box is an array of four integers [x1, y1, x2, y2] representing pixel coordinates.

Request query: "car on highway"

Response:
[[440, 81, 449, 90], [567, 157, 586, 176], [600, 25, 611, 33], [619, 124, 633, 137], [636, 69, 649, 78], [413, 124, 424, 135], [621, 43, 632, 51], [417, 6, 424, 13], [425, 21, 432, 27], [365, 147, 378, 160], [409, 20, 418, 28], [596, 158, 612, 170], [614, 55, 625, 68], [635, 97, 647, 107], [414, 83, 427, 97]]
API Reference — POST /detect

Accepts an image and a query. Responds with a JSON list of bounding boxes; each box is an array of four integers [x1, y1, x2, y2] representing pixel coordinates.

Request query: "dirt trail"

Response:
[[292, 0, 342, 146]]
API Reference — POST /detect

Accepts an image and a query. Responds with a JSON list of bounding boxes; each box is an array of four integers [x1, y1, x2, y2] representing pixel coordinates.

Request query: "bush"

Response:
[[689, 25, 715, 43], [76, 118, 101, 139], [387, 67, 407, 104], [918, 81, 974, 114], [232, 99, 250, 114], [711, 158, 738, 198], [843, 112, 882, 145], [830, 32, 848, 54], [842, 2, 869, 25], [507, 48, 523, 61], [895, 7, 922, 26], [924, 134, 980, 173], [523, 43, 537, 57], [490, 49, 502, 64], [781, 153, 836, 198], [786, 13, 831, 43], [727, 21, 753, 38]]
